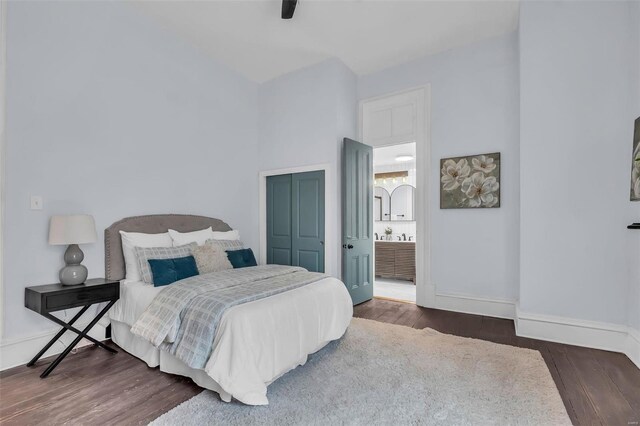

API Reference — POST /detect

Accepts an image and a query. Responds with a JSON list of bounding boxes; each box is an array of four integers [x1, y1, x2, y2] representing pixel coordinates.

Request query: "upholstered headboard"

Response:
[[104, 214, 232, 281]]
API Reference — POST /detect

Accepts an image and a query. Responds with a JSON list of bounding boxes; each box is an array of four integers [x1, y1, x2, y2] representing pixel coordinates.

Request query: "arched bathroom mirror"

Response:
[[390, 185, 416, 221], [374, 187, 391, 221]]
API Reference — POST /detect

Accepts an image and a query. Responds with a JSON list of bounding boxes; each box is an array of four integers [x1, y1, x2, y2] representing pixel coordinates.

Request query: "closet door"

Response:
[[267, 174, 292, 266], [292, 171, 325, 273]]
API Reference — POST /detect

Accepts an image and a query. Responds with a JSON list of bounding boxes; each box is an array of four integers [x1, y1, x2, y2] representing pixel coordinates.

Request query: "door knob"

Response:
[[347, 244, 354, 249]]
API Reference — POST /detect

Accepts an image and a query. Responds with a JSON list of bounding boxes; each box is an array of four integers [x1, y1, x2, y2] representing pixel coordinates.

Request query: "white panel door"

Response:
[[361, 90, 420, 147], [359, 87, 434, 309]]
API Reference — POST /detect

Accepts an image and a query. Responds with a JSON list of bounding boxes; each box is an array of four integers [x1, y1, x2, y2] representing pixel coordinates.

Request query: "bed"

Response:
[[105, 214, 353, 406]]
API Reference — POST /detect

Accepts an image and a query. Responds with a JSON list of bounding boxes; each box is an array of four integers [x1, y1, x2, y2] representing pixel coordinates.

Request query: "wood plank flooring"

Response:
[[1, 298, 638, 425], [0, 341, 201, 426]]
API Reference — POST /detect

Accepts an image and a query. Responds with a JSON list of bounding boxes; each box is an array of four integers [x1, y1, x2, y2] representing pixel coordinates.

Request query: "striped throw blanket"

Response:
[[131, 265, 325, 369]]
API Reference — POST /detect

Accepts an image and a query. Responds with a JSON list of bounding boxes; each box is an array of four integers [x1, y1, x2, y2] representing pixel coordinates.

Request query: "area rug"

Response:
[[151, 318, 570, 425]]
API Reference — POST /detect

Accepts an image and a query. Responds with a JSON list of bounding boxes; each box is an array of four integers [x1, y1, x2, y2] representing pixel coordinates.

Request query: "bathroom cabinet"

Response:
[[375, 241, 416, 282]]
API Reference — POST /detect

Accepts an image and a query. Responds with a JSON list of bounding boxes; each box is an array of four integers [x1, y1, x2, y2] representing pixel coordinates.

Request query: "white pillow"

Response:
[[119, 231, 173, 281], [168, 227, 215, 247], [211, 230, 240, 241]]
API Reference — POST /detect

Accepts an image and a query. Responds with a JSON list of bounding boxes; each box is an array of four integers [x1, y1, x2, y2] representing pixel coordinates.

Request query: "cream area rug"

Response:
[[151, 318, 570, 425]]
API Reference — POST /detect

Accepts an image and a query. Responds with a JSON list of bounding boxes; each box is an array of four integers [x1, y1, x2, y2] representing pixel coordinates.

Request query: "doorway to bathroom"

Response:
[[361, 87, 429, 305], [373, 143, 417, 303]]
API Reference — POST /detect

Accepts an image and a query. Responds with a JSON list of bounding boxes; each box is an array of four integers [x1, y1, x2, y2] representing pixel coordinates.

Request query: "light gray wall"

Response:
[[257, 58, 358, 277], [3, 1, 260, 340], [519, 0, 640, 326], [628, 0, 640, 334], [358, 32, 520, 302]]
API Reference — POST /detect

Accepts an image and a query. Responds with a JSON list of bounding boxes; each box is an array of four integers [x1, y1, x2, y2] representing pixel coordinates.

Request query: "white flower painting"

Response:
[[631, 117, 640, 202], [471, 155, 497, 173], [440, 152, 500, 209], [440, 159, 471, 190]]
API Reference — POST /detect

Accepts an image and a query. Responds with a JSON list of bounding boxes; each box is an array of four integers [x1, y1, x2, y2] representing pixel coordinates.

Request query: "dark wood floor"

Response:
[[1, 298, 638, 425]]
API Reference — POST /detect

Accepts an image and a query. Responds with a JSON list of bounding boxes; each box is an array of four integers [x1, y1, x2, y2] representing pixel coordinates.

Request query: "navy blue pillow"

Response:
[[226, 248, 257, 269], [148, 256, 199, 287]]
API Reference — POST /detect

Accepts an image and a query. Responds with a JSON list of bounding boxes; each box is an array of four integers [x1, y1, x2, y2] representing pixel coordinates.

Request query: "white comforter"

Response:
[[109, 275, 353, 405]]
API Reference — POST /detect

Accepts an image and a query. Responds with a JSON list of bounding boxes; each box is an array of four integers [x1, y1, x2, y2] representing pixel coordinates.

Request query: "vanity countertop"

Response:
[[375, 240, 415, 244]]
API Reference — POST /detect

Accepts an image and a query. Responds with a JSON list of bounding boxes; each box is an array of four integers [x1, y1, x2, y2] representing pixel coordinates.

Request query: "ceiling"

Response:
[[373, 142, 416, 166], [133, 0, 520, 83]]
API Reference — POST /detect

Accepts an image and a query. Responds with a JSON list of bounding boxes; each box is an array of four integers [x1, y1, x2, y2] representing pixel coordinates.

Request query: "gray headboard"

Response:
[[104, 214, 232, 281]]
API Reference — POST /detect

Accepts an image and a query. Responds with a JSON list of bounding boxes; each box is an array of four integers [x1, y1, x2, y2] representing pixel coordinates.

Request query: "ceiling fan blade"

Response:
[[281, 0, 298, 19]]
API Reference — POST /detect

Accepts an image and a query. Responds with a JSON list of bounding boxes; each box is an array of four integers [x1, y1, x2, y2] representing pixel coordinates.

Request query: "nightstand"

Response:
[[24, 278, 120, 378]]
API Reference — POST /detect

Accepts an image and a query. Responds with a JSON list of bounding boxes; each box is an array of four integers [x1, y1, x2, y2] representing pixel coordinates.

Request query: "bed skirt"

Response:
[[111, 320, 233, 402]]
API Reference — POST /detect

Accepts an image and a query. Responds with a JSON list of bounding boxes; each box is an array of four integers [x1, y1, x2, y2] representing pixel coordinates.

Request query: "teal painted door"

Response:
[[267, 174, 293, 266], [342, 138, 374, 305], [267, 171, 325, 273], [292, 171, 325, 272]]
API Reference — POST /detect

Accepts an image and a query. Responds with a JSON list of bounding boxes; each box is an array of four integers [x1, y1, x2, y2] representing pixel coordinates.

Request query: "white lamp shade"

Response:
[[49, 215, 98, 245]]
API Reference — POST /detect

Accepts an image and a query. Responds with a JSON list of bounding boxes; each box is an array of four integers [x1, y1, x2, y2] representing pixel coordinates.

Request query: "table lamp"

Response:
[[49, 214, 97, 285]]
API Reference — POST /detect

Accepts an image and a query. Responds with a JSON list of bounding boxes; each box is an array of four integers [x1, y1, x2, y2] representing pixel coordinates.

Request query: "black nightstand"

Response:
[[24, 278, 120, 378]]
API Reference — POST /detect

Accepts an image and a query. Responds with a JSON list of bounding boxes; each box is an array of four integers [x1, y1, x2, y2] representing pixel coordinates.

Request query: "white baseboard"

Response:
[[0, 323, 108, 371], [624, 327, 640, 369], [434, 292, 516, 319], [515, 305, 640, 370], [427, 295, 640, 368]]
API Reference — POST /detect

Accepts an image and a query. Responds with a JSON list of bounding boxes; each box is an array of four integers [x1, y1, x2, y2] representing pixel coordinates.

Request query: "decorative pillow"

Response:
[[192, 242, 233, 274], [168, 227, 214, 247], [134, 243, 197, 284], [208, 239, 244, 251], [148, 256, 199, 287], [119, 231, 173, 282], [211, 230, 240, 241], [226, 248, 258, 269]]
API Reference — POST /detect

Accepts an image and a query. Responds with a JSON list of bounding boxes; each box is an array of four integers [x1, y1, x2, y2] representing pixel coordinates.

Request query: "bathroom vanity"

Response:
[[375, 241, 416, 283]]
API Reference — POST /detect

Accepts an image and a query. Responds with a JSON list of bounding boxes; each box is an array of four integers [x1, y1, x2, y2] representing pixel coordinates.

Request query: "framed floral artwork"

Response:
[[440, 152, 500, 209], [630, 117, 639, 202]]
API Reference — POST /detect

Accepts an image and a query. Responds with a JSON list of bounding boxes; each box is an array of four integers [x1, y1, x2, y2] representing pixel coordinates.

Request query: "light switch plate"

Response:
[[30, 196, 43, 210]]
